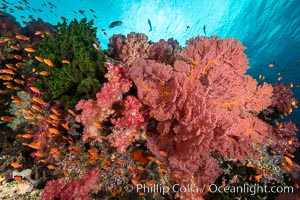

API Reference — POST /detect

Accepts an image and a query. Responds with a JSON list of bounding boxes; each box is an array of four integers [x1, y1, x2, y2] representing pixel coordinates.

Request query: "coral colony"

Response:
[[0, 12, 300, 200]]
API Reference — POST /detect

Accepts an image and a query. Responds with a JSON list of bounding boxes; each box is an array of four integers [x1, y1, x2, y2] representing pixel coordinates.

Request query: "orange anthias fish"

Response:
[[16, 62, 25, 68], [27, 142, 41, 149], [34, 151, 44, 157], [49, 114, 60, 121], [43, 59, 54, 67], [268, 62, 275, 67], [61, 121, 70, 131], [9, 44, 20, 51], [50, 148, 59, 154], [14, 176, 24, 183], [158, 168, 168, 173], [5, 63, 16, 70], [37, 71, 50, 76], [21, 133, 33, 139], [0, 75, 13, 81], [0, 37, 11, 43], [32, 105, 42, 112], [48, 127, 60, 135], [159, 150, 168, 157], [29, 86, 41, 94], [34, 31, 43, 35], [14, 79, 24, 85], [131, 150, 149, 165], [1, 116, 14, 122], [11, 162, 22, 168], [131, 178, 139, 186], [67, 109, 76, 117], [13, 54, 23, 60], [15, 34, 30, 41], [93, 121, 102, 129], [32, 96, 47, 105], [24, 47, 36, 53], [50, 108, 60, 116], [0, 69, 15, 75], [61, 60, 71, 64], [47, 165, 56, 169], [35, 56, 44, 63]]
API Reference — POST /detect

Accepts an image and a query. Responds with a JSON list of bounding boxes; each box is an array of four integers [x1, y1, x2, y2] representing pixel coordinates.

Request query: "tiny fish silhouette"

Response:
[[203, 25, 206, 35], [148, 19, 152, 32], [109, 21, 122, 28]]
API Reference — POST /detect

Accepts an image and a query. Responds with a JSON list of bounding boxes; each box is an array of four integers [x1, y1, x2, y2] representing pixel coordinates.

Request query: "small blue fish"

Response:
[[109, 20, 122, 28], [148, 19, 152, 32], [203, 25, 206, 35]]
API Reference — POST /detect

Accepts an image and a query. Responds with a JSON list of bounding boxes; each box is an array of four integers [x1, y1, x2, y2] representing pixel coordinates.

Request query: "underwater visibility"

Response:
[[0, 0, 300, 199]]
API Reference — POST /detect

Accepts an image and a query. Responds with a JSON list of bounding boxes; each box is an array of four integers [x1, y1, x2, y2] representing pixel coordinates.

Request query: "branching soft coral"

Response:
[[76, 63, 146, 153], [75, 63, 132, 141], [129, 36, 294, 199], [110, 95, 145, 130]]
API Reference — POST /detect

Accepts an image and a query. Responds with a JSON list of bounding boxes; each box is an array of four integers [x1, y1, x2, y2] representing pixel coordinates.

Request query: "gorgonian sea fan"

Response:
[[129, 36, 294, 199]]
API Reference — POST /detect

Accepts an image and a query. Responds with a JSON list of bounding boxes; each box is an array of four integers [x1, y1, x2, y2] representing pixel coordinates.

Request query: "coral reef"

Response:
[[0, 10, 299, 200]]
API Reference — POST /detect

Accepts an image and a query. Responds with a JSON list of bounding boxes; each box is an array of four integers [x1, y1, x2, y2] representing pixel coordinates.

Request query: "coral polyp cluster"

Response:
[[0, 12, 299, 200]]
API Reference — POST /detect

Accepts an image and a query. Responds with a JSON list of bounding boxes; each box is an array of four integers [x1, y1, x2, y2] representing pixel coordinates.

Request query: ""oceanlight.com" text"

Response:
[[135, 183, 294, 196]]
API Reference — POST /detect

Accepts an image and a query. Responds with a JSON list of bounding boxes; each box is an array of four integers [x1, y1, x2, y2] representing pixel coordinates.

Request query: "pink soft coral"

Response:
[[108, 95, 146, 153], [75, 63, 146, 153], [75, 63, 132, 141], [111, 95, 145, 130]]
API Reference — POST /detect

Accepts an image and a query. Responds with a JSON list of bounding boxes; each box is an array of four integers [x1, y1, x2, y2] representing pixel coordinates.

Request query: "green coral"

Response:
[[33, 18, 105, 109]]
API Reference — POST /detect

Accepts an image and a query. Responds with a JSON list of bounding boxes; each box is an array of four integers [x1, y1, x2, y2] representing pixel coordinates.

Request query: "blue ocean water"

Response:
[[3, 0, 300, 130]]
